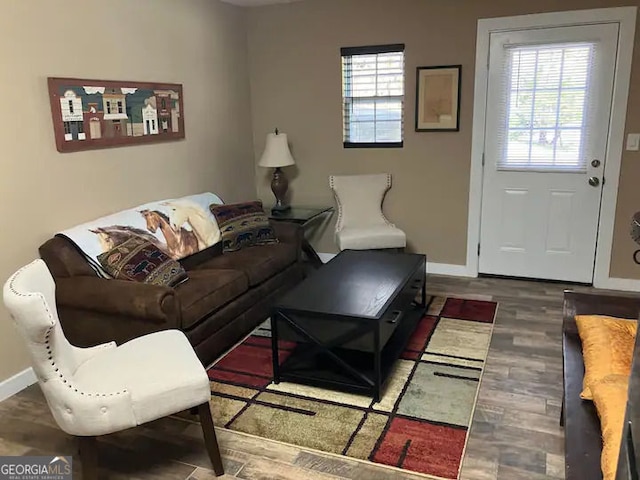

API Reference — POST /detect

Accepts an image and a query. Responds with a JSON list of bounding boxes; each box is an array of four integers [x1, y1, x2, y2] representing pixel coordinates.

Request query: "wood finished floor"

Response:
[[0, 274, 610, 479]]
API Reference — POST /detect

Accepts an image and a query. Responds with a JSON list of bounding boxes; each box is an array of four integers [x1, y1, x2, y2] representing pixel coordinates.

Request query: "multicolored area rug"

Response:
[[207, 296, 497, 479]]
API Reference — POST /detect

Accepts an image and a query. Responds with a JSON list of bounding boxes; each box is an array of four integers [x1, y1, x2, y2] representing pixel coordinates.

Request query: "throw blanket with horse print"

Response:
[[57, 192, 224, 277]]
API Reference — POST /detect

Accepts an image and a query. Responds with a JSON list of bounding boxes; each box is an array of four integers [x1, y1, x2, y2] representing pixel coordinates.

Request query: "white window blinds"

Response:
[[496, 42, 597, 172], [341, 44, 405, 147]]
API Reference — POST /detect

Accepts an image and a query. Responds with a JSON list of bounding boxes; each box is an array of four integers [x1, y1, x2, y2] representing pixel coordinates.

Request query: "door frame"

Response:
[[466, 7, 637, 288]]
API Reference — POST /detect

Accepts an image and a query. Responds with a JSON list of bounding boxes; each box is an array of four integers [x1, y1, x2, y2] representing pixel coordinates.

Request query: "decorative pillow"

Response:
[[576, 315, 636, 400], [209, 201, 278, 252], [97, 236, 188, 287], [591, 374, 630, 480]]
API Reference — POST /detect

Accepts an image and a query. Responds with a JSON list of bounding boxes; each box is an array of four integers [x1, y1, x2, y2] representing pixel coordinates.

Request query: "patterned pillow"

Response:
[[209, 201, 278, 252], [97, 236, 188, 287]]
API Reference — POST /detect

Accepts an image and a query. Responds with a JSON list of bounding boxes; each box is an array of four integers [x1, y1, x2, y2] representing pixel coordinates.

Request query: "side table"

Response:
[[268, 206, 333, 268]]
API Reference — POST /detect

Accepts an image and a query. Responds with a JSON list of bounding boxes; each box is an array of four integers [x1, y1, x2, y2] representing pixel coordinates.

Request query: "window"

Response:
[[77, 121, 84, 134], [117, 101, 123, 114], [341, 44, 405, 148], [497, 42, 595, 172], [68, 100, 74, 114], [161, 98, 167, 109], [63, 122, 71, 134], [106, 101, 112, 114]]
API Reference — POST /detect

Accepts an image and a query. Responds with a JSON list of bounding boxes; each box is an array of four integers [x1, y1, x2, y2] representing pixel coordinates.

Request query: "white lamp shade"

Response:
[[258, 132, 295, 168]]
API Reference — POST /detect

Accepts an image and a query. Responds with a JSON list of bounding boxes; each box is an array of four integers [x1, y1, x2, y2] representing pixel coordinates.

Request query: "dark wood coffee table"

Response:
[[271, 250, 426, 401]]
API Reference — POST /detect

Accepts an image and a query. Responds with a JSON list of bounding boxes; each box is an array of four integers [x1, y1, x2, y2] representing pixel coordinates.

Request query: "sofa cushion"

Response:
[[97, 237, 188, 287], [193, 243, 297, 287], [337, 225, 406, 250], [575, 314, 636, 399], [591, 374, 630, 480], [210, 201, 278, 252], [175, 269, 248, 329]]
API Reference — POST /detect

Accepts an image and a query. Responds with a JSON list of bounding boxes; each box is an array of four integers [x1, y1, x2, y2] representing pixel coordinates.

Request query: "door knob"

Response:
[[588, 176, 600, 187]]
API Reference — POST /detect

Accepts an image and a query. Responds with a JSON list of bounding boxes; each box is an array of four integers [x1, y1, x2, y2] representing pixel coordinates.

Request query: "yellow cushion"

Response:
[[576, 315, 636, 399], [591, 374, 630, 480]]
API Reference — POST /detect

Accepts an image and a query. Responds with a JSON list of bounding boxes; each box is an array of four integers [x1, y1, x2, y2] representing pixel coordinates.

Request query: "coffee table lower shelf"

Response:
[[273, 304, 425, 401]]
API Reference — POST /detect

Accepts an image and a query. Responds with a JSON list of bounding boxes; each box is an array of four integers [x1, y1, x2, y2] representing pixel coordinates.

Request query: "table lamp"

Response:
[[259, 129, 295, 213]]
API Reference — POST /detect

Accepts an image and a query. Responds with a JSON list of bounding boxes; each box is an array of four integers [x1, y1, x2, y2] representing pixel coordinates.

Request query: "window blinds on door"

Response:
[[495, 41, 598, 172]]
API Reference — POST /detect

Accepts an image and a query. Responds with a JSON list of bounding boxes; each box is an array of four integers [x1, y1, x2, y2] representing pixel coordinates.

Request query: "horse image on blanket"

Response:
[[90, 226, 164, 252], [139, 209, 199, 259], [162, 200, 221, 250], [56, 192, 224, 277]]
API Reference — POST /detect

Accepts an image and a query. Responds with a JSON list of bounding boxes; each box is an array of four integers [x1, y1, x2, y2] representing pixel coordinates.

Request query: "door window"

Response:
[[496, 42, 595, 172]]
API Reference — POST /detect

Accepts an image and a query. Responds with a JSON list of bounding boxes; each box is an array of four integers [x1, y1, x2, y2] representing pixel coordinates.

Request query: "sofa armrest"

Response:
[[271, 221, 303, 246], [55, 276, 180, 324]]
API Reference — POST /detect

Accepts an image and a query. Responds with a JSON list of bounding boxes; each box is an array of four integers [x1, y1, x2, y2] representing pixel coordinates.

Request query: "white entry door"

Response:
[[479, 23, 619, 283]]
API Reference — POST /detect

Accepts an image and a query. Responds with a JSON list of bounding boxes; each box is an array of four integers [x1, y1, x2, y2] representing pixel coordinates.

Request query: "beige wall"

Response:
[[0, 0, 254, 382], [247, 0, 640, 278]]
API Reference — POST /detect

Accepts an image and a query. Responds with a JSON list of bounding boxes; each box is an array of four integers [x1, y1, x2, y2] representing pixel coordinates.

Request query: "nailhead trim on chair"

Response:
[[9, 262, 127, 398], [329, 176, 344, 234], [381, 173, 394, 227]]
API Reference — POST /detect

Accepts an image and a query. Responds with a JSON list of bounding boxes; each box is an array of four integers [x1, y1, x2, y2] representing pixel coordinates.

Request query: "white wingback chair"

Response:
[[329, 173, 406, 251], [3, 260, 224, 477]]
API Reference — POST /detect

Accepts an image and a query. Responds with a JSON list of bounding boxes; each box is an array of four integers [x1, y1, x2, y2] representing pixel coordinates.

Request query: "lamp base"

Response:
[[270, 167, 290, 214], [271, 204, 291, 215]]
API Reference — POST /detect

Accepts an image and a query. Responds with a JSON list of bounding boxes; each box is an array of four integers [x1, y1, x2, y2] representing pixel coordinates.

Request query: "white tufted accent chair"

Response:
[[3, 259, 224, 478], [329, 173, 407, 251]]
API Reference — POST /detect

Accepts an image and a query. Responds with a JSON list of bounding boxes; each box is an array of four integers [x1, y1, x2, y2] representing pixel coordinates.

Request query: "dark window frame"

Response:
[[341, 43, 405, 149]]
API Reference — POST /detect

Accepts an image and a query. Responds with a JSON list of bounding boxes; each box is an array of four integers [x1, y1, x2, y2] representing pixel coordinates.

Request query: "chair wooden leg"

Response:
[[198, 402, 224, 476], [78, 436, 99, 479]]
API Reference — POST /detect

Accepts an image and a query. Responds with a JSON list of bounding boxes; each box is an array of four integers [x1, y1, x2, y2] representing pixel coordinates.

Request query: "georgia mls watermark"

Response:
[[0, 456, 72, 480]]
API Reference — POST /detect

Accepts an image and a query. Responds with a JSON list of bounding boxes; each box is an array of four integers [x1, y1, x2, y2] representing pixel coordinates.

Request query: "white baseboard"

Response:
[[317, 253, 640, 289], [0, 367, 36, 403], [316, 252, 472, 278], [426, 262, 473, 277], [595, 276, 640, 292]]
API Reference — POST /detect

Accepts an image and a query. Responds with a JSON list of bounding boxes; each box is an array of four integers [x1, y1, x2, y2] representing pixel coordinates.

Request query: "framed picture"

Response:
[[415, 65, 461, 132], [48, 77, 185, 153]]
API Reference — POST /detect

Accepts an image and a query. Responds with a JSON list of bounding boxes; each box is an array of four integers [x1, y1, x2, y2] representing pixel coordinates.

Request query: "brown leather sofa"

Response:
[[39, 222, 304, 366], [562, 291, 640, 480]]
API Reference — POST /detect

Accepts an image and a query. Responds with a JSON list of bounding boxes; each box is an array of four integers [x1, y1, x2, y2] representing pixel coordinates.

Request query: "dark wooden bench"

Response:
[[562, 291, 640, 480]]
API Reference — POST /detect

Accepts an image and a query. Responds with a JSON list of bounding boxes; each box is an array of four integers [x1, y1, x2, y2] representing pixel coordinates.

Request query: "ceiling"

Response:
[[220, 0, 303, 6]]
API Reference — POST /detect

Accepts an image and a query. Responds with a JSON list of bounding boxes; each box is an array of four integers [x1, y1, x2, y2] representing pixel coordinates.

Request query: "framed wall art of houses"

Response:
[[47, 78, 185, 153]]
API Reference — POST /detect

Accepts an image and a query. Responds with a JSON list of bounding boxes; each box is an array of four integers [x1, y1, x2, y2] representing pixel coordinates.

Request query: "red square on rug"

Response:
[[209, 368, 269, 389], [372, 417, 467, 479], [440, 298, 497, 323], [243, 335, 297, 351], [208, 340, 291, 389], [401, 315, 437, 360]]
